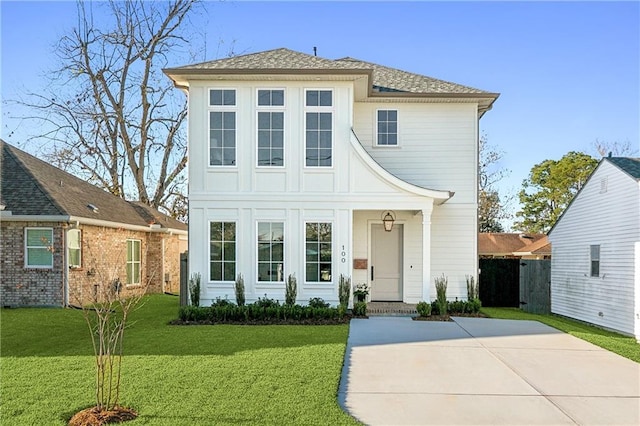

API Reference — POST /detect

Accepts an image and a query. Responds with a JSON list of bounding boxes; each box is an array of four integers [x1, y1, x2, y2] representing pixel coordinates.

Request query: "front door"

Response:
[[371, 224, 403, 301]]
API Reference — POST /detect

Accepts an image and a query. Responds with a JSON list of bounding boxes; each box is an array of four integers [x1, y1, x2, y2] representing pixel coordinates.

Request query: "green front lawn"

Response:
[[1, 295, 358, 425], [482, 307, 640, 363]]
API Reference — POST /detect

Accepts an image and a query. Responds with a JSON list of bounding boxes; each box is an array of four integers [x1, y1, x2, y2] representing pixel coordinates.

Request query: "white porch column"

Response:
[[422, 201, 435, 302]]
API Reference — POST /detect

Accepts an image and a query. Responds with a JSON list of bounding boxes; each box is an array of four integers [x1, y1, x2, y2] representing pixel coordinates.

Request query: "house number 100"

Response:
[[341, 245, 346, 263]]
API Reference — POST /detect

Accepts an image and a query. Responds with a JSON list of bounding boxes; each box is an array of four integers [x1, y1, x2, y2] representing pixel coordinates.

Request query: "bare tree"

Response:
[[478, 134, 512, 232], [14, 0, 198, 220], [591, 139, 639, 158]]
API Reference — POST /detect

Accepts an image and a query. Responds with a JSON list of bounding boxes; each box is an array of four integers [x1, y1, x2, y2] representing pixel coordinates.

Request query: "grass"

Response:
[[1, 294, 359, 425], [482, 307, 640, 363]]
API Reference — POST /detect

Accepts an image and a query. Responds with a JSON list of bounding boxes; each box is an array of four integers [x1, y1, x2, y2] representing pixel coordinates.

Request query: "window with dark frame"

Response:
[[590, 245, 600, 277]]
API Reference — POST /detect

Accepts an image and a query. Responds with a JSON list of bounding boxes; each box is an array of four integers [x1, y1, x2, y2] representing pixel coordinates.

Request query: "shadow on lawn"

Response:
[[1, 295, 349, 358]]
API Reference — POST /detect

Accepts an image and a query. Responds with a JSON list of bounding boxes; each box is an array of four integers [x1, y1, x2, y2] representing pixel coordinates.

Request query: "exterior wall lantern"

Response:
[[382, 211, 396, 232]]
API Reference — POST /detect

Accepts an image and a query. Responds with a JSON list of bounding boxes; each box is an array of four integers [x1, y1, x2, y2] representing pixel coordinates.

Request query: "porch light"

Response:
[[382, 211, 395, 232]]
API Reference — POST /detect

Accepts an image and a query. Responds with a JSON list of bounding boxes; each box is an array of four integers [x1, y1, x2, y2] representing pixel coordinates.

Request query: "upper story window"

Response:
[[590, 245, 600, 277], [210, 222, 236, 282], [25, 228, 53, 268], [305, 89, 332, 167], [209, 89, 236, 166], [68, 229, 82, 268], [257, 89, 285, 167], [377, 110, 398, 146]]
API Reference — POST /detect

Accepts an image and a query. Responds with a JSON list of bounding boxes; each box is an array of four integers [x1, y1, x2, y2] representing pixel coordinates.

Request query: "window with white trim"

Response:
[[25, 228, 53, 268], [590, 245, 600, 277], [209, 89, 236, 166], [377, 109, 398, 146], [305, 222, 332, 283], [305, 89, 332, 167], [68, 229, 81, 268], [126, 239, 141, 285], [257, 89, 285, 167], [257, 222, 284, 282], [210, 222, 236, 281]]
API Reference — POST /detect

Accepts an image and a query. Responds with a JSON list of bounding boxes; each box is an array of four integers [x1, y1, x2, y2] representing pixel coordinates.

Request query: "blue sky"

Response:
[[2, 1, 639, 226]]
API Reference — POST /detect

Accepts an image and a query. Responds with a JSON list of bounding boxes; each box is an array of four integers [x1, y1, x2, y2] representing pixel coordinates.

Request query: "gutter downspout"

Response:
[[63, 226, 69, 307]]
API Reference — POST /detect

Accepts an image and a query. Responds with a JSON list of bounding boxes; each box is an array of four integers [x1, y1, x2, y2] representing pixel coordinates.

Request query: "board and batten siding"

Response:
[[186, 78, 481, 305], [549, 160, 640, 338]]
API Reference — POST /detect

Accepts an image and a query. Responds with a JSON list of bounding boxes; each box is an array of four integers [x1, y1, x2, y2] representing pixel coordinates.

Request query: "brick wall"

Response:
[[1, 221, 65, 307], [1, 221, 185, 307]]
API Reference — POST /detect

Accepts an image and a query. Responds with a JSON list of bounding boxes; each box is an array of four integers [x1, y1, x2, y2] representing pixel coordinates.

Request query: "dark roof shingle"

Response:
[[0, 140, 186, 231], [607, 157, 640, 180]]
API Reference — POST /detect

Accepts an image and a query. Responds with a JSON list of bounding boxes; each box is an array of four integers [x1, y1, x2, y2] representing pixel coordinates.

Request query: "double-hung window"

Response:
[[305, 89, 333, 167], [25, 228, 53, 268], [305, 222, 332, 283], [209, 89, 236, 166], [257, 222, 284, 282], [377, 110, 398, 146], [590, 245, 600, 277], [126, 239, 141, 285], [68, 229, 81, 268], [257, 89, 285, 167], [210, 222, 236, 281]]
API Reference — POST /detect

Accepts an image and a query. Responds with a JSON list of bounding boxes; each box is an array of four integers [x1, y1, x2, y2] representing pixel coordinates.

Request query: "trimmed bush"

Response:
[[352, 301, 367, 317], [416, 301, 431, 317], [308, 297, 330, 309], [177, 301, 348, 323]]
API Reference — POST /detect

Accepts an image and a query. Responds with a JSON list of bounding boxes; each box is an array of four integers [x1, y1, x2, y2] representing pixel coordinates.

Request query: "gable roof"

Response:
[[512, 236, 552, 256], [607, 157, 640, 180], [548, 156, 639, 236], [164, 47, 499, 98], [0, 140, 186, 232], [478, 233, 549, 256]]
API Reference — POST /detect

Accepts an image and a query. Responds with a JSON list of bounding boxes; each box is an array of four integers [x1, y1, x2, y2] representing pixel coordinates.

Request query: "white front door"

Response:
[[371, 224, 403, 301]]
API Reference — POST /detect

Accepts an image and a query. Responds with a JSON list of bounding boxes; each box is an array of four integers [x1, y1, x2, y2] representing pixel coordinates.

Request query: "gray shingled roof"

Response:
[[0, 140, 186, 231], [607, 157, 640, 180], [166, 47, 495, 95]]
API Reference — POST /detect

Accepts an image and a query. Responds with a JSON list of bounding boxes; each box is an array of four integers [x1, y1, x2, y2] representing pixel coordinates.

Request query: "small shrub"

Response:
[[434, 274, 448, 316], [188, 273, 201, 307], [254, 295, 280, 309], [235, 273, 245, 306], [285, 274, 297, 305], [308, 297, 330, 309], [449, 298, 464, 314], [416, 301, 432, 317], [338, 274, 351, 307], [352, 301, 367, 317], [466, 275, 479, 300], [212, 297, 234, 307], [468, 298, 482, 313]]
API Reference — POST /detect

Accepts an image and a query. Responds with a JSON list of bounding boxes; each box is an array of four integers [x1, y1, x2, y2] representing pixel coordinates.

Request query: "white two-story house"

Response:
[[164, 48, 498, 306]]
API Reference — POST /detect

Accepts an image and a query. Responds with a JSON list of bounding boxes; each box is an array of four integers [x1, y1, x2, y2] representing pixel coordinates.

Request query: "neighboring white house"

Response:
[[164, 48, 499, 306], [548, 157, 640, 340]]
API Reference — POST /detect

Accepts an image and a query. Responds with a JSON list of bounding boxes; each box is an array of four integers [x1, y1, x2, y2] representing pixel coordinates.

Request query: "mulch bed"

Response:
[[169, 316, 354, 326], [68, 406, 137, 426]]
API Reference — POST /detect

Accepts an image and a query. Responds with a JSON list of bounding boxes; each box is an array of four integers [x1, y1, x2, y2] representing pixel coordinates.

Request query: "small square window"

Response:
[[257, 89, 284, 106], [210, 89, 236, 106]]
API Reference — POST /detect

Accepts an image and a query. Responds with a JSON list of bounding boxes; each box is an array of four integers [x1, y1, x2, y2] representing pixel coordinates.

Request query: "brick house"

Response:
[[0, 140, 187, 307]]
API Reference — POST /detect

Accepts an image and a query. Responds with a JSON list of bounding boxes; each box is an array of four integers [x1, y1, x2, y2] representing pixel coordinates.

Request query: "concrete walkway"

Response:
[[338, 316, 640, 425]]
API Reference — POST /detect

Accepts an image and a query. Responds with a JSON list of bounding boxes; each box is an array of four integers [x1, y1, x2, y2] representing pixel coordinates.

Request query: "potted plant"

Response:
[[353, 283, 370, 303]]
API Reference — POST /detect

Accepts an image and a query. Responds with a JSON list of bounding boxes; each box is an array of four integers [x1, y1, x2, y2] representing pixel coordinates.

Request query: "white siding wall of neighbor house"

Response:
[[549, 161, 640, 338], [188, 79, 480, 305]]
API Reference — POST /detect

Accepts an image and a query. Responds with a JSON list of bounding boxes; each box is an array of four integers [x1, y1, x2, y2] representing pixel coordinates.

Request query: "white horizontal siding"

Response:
[[353, 103, 478, 204], [549, 161, 640, 337], [431, 203, 477, 300]]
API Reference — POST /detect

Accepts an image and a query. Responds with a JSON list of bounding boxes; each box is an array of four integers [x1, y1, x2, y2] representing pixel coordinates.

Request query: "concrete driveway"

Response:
[[338, 317, 640, 425]]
